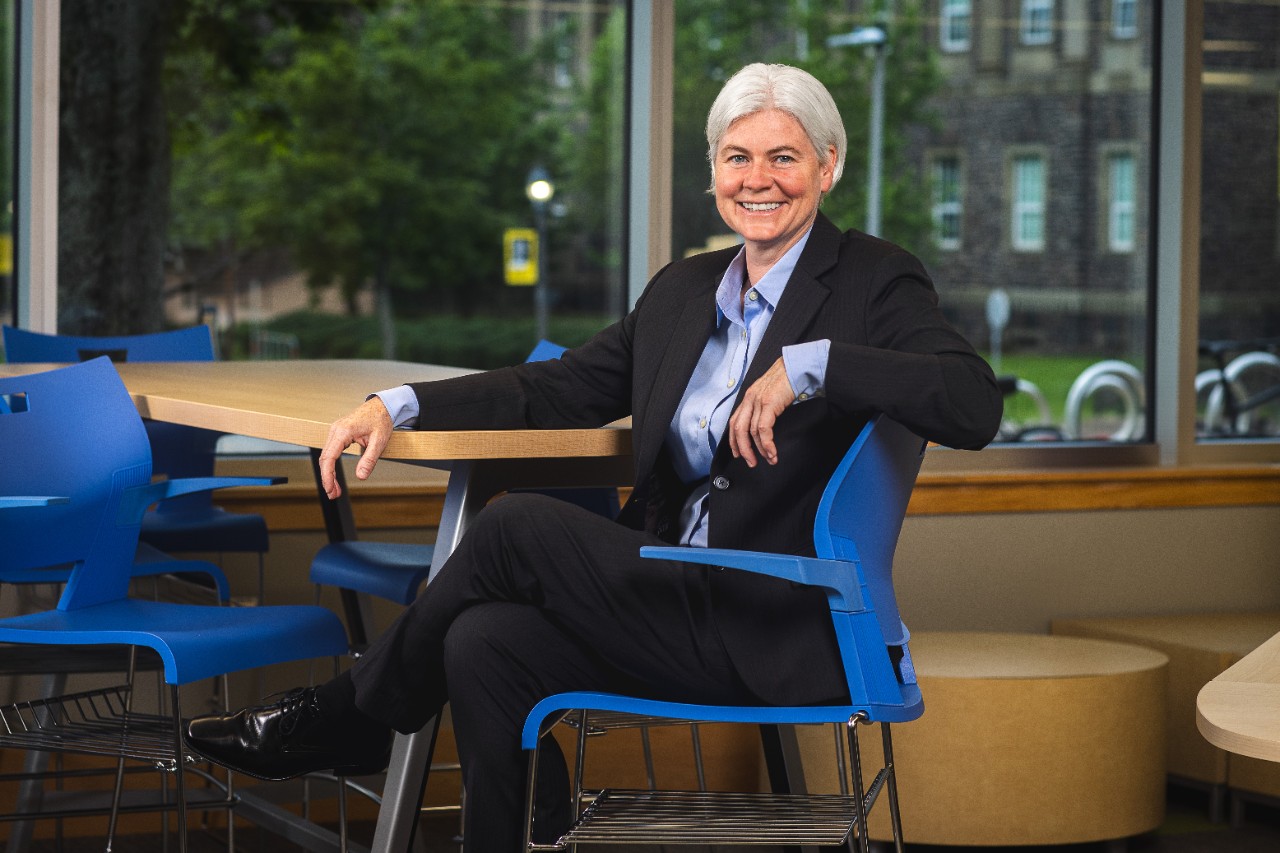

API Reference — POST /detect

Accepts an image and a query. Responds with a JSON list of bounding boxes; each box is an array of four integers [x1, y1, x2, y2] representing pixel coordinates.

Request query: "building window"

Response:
[[1021, 0, 1054, 45], [1012, 155, 1046, 251], [940, 0, 971, 53], [1112, 0, 1138, 39], [932, 157, 962, 250], [1108, 153, 1136, 253]]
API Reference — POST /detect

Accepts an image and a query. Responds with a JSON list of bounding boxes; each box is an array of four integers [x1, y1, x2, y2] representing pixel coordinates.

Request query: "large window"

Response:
[[10, 3, 1277, 461], [43, 0, 626, 369], [1197, 1, 1280, 442]]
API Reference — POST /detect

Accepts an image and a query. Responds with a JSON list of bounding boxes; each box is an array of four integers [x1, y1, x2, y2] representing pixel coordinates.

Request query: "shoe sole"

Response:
[[183, 740, 389, 782]]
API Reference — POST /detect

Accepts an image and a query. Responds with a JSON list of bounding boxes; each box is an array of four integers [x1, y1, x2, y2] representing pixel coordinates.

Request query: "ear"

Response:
[[820, 145, 837, 192]]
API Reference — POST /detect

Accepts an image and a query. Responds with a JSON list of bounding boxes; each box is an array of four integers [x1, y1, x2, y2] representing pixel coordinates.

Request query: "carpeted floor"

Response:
[[13, 787, 1280, 852]]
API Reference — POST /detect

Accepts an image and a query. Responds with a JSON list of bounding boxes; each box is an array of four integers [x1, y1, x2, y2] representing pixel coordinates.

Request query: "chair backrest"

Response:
[[2, 325, 216, 363], [813, 415, 926, 649], [3, 326, 222, 503], [0, 358, 151, 610]]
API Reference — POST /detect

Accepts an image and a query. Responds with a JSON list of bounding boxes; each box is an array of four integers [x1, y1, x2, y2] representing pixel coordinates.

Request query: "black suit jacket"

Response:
[[409, 213, 1001, 704]]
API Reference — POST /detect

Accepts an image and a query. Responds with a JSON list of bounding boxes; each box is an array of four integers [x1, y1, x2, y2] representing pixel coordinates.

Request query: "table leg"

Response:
[[309, 448, 376, 649]]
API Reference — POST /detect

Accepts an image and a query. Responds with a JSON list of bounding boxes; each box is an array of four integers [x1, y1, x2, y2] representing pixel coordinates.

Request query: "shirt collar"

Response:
[[714, 227, 813, 328]]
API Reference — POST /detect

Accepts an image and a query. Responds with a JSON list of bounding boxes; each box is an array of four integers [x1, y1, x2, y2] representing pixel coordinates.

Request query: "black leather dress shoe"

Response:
[[184, 687, 392, 781]]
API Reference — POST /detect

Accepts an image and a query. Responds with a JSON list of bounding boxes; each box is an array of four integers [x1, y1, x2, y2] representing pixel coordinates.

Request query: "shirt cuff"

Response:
[[781, 339, 830, 403], [372, 385, 420, 429]]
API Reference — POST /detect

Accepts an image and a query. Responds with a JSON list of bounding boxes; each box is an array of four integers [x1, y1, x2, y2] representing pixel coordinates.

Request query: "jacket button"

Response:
[[712, 475, 730, 491]]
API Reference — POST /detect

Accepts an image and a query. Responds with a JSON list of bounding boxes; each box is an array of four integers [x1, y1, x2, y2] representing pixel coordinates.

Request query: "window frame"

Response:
[[13, 1, 1275, 470], [940, 0, 972, 53], [1113, 0, 1138, 39], [1106, 149, 1137, 253], [1020, 0, 1055, 46], [1010, 152, 1047, 253], [930, 152, 963, 251]]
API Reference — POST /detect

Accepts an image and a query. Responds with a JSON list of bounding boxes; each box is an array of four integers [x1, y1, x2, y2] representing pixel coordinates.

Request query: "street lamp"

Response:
[[827, 26, 888, 237], [525, 166, 555, 344]]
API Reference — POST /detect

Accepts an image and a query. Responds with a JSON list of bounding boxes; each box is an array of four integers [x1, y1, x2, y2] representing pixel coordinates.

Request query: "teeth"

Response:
[[742, 202, 781, 211]]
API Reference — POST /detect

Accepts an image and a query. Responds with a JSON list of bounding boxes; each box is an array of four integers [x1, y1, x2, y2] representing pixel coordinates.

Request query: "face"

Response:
[[714, 108, 836, 261]]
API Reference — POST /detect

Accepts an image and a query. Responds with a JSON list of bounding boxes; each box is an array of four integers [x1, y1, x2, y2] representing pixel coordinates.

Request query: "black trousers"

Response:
[[348, 492, 768, 851]]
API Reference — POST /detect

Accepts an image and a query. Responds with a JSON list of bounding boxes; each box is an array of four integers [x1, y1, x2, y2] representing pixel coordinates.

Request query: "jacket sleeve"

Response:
[[823, 248, 1003, 450]]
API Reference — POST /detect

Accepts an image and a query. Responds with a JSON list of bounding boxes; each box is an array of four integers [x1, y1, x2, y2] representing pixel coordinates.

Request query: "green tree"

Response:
[[170, 1, 553, 358]]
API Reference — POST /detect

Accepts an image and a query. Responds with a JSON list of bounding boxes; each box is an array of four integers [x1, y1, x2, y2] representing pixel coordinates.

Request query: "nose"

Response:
[[743, 160, 772, 190]]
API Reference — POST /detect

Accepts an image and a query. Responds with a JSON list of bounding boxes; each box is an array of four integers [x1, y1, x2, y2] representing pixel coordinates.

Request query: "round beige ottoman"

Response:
[[798, 632, 1169, 846]]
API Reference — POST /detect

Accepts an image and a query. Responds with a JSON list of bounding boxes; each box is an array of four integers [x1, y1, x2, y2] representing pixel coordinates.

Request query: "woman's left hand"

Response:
[[729, 357, 796, 467]]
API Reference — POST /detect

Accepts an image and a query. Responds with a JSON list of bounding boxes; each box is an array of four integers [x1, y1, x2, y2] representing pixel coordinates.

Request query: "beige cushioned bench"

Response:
[[1053, 611, 1280, 820], [796, 632, 1168, 847]]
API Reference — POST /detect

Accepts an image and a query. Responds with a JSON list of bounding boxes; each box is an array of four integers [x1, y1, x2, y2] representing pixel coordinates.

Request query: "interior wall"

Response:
[[894, 505, 1280, 634]]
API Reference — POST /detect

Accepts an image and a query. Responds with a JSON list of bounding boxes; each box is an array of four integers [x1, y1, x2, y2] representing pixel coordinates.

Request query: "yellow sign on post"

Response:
[[504, 228, 538, 286]]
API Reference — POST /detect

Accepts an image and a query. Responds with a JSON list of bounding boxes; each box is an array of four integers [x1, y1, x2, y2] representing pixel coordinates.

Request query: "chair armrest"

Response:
[[0, 496, 69, 508], [639, 546, 864, 612], [117, 476, 286, 522]]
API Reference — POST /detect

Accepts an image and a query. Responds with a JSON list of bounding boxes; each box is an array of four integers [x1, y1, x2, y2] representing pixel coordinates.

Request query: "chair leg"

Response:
[[106, 648, 140, 851], [881, 724, 906, 853], [522, 743, 541, 852], [171, 685, 189, 853], [639, 726, 656, 789], [845, 713, 872, 853], [689, 723, 707, 791], [338, 774, 350, 853]]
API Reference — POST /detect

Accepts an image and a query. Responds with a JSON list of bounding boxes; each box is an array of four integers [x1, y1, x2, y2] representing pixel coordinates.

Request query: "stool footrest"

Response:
[[560, 788, 864, 846]]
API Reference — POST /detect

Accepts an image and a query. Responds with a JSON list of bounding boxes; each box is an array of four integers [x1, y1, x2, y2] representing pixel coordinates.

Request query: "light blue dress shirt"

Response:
[[374, 228, 830, 547]]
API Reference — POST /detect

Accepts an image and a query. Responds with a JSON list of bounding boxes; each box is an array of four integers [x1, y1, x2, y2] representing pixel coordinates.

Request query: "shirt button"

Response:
[[747, 290, 759, 302], [712, 475, 731, 491], [798, 392, 809, 401], [727, 378, 736, 388], [698, 417, 708, 429]]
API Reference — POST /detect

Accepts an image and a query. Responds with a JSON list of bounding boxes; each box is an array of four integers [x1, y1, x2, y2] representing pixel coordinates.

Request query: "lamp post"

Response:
[[526, 166, 555, 344], [826, 26, 888, 236]]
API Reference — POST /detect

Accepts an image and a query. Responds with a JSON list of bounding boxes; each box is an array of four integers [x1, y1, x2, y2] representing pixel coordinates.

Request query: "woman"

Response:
[[186, 63, 1002, 850]]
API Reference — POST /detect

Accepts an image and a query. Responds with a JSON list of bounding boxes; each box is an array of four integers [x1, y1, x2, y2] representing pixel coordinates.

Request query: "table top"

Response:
[[0, 359, 632, 462], [1197, 630, 1280, 763]]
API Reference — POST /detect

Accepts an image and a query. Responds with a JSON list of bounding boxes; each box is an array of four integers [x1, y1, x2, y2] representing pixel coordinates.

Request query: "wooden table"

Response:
[[1197, 630, 1280, 764], [0, 359, 634, 853]]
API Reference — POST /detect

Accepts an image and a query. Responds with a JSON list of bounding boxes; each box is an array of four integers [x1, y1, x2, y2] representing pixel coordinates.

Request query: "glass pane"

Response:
[[1198, 1, 1280, 441], [54, 0, 626, 368], [671, 1, 1152, 445]]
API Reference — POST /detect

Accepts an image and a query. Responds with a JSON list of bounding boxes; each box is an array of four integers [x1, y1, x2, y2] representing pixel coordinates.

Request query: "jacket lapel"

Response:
[[738, 212, 840, 393], [635, 281, 717, 477]]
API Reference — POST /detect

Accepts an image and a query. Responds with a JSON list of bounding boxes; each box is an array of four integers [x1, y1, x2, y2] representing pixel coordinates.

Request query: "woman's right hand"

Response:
[[318, 397, 394, 499]]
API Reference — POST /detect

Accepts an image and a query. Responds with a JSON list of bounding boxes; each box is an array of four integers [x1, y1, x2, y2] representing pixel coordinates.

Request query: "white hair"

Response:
[[705, 63, 847, 191]]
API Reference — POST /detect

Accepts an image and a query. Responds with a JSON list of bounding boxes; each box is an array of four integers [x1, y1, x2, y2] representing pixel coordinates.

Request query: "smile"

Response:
[[740, 202, 782, 212]]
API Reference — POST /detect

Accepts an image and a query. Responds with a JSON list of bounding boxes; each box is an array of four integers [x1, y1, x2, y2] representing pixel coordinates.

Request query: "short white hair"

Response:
[[705, 63, 847, 191]]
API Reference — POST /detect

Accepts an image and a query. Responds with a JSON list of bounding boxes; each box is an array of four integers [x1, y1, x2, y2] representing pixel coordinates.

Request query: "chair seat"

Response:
[[522, 689, 924, 750], [141, 505, 269, 554], [310, 541, 435, 606], [0, 598, 348, 686]]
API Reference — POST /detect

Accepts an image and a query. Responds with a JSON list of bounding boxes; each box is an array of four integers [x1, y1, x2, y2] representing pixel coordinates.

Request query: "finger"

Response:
[[355, 428, 388, 480], [753, 410, 777, 464], [318, 440, 345, 500], [732, 400, 759, 468]]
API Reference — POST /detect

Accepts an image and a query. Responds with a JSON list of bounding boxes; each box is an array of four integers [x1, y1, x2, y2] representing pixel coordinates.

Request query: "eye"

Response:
[[727, 154, 748, 165], [774, 154, 795, 165]]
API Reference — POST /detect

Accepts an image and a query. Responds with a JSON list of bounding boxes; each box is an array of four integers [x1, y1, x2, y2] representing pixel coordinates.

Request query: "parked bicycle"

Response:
[[1196, 337, 1280, 438]]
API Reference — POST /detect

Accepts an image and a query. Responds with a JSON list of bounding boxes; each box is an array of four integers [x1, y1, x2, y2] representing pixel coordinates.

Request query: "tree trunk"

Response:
[[58, 0, 173, 335]]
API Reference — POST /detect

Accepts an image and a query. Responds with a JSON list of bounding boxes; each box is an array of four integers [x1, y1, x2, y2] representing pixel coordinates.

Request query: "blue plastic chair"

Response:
[[2, 325, 272, 601], [309, 340, 620, 630], [518, 414, 927, 853], [0, 358, 350, 850]]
